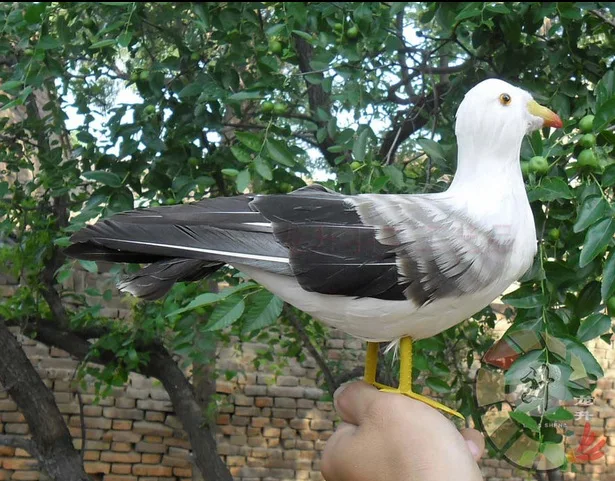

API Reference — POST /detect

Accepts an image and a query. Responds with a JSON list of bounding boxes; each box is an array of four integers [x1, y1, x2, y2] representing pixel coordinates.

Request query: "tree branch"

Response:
[[0, 321, 91, 481], [590, 9, 615, 28], [284, 306, 338, 396], [0, 434, 38, 457], [293, 35, 339, 166], [6, 317, 233, 481]]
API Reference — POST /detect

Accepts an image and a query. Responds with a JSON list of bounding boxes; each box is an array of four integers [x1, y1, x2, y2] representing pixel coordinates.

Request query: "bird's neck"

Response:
[[448, 137, 526, 196]]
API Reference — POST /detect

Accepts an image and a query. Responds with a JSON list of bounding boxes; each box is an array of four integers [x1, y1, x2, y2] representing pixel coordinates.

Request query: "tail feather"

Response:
[[65, 195, 292, 299], [118, 259, 223, 300]]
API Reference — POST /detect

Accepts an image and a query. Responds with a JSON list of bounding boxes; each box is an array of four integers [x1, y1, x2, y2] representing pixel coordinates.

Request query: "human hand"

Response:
[[322, 381, 485, 481]]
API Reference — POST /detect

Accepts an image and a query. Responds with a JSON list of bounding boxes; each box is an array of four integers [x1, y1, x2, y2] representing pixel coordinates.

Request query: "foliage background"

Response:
[[0, 2, 614, 479]]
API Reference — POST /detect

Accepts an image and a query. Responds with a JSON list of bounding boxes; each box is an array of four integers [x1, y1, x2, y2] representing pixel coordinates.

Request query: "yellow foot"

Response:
[[377, 385, 465, 420]]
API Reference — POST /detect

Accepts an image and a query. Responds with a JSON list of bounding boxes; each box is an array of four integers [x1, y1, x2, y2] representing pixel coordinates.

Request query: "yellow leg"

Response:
[[364, 342, 379, 384], [365, 337, 465, 421]]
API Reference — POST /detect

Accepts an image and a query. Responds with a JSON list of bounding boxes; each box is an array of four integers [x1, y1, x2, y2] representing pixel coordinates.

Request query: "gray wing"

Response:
[[350, 194, 514, 306]]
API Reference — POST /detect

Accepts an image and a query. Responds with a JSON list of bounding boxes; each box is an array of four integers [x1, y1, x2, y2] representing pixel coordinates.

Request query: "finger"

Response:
[[333, 381, 380, 426], [460, 428, 485, 461], [321, 422, 357, 481]]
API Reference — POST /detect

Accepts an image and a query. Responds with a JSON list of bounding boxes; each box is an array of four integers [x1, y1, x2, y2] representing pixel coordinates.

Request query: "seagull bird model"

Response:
[[66, 79, 563, 419]]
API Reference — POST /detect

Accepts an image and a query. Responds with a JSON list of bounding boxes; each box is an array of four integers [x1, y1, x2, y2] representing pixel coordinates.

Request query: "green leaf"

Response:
[[235, 132, 263, 152], [292, 30, 313, 41], [243, 291, 284, 332], [601, 251, 615, 301], [383, 165, 404, 189], [89, 39, 117, 49], [118, 32, 132, 48], [580, 217, 615, 267], [545, 407, 574, 422], [231, 145, 254, 163], [559, 336, 604, 380], [38, 35, 61, 50], [79, 260, 98, 274], [82, 171, 123, 188], [266, 140, 295, 167], [228, 91, 262, 101], [594, 98, 615, 132], [255, 157, 273, 180], [1, 81, 22, 92], [425, 377, 451, 394], [352, 129, 369, 162], [417, 138, 446, 163], [178, 83, 202, 99], [0, 181, 8, 197], [221, 168, 238, 177], [510, 411, 539, 433], [502, 289, 545, 309], [527, 177, 573, 202], [578, 313, 612, 342], [236, 169, 251, 192], [53, 236, 71, 248], [167, 293, 221, 317], [574, 196, 609, 233], [205, 298, 245, 331]]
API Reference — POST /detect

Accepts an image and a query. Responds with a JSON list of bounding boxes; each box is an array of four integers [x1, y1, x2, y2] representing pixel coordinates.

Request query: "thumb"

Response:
[[333, 381, 380, 426], [460, 428, 485, 461]]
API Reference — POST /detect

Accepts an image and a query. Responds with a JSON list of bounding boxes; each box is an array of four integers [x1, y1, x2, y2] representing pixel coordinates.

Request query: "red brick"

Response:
[[255, 397, 273, 408], [145, 411, 165, 422], [0, 412, 25, 423], [162, 455, 191, 468], [10, 471, 39, 480], [0, 446, 15, 456], [103, 407, 144, 420], [0, 470, 10, 481], [111, 464, 132, 474], [1, 458, 38, 470], [142, 453, 161, 464], [174, 467, 192, 477], [132, 464, 173, 476], [111, 442, 132, 452], [105, 476, 137, 481], [135, 442, 166, 454], [84, 461, 111, 474], [112, 420, 133, 430], [103, 431, 141, 443], [4, 424, 29, 434], [101, 451, 141, 463], [83, 451, 99, 461]]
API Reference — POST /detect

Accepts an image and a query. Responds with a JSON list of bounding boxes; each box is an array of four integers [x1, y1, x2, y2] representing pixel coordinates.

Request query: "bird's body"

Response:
[[66, 79, 562, 417]]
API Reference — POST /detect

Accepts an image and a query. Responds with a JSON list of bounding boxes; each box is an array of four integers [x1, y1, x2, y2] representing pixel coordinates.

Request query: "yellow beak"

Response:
[[527, 100, 563, 128]]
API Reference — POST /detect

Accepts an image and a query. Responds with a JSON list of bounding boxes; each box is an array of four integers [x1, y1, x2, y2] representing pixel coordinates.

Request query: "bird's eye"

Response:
[[499, 93, 512, 106]]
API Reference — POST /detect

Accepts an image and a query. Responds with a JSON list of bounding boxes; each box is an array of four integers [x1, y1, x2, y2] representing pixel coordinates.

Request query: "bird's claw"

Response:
[[374, 384, 465, 420]]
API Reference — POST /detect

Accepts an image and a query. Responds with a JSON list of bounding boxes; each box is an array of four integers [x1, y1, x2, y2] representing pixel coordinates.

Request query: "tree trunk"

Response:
[[0, 322, 91, 481], [142, 348, 234, 481]]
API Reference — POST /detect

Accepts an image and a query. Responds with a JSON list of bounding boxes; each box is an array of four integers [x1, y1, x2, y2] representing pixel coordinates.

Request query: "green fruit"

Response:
[[577, 149, 598, 169], [188, 157, 199, 166], [139, 70, 149, 81], [548, 228, 561, 241], [520, 161, 531, 177], [144, 105, 156, 114], [346, 25, 359, 39], [269, 40, 283, 54], [273, 102, 287, 115], [261, 101, 274, 113], [529, 156, 549, 174], [190, 52, 200, 61], [23, 48, 33, 56], [579, 115, 594, 133], [334, 23, 344, 32], [579, 133, 596, 148], [130, 72, 139, 82], [607, 296, 615, 316], [350, 161, 361, 170]]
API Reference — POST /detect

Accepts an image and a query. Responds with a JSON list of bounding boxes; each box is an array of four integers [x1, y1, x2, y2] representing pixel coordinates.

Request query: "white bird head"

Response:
[[455, 78, 562, 149], [454, 78, 562, 164]]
